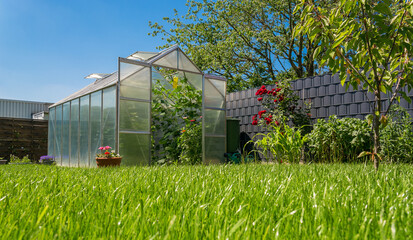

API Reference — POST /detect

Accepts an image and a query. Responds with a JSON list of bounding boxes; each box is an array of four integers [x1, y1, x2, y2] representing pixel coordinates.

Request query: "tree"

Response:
[[149, 0, 335, 92], [294, 0, 413, 170]]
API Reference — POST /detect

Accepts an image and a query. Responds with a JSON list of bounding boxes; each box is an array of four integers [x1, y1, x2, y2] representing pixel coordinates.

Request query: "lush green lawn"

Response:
[[0, 164, 411, 239]]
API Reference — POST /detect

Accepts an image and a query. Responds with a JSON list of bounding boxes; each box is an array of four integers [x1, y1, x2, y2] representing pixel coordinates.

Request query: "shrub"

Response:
[[151, 72, 202, 164], [252, 123, 307, 163], [380, 106, 413, 163], [306, 116, 371, 163], [178, 120, 202, 164], [253, 83, 311, 130], [9, 155, 31, 164]]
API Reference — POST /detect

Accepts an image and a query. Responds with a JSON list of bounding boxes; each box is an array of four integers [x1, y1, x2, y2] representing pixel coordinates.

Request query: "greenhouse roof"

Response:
[[50, 45, 224, 108]]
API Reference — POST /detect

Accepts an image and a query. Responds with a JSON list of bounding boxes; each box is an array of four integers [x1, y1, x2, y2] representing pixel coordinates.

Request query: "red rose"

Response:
[[257, 97, 263, 101], [274, 99, 277, 103], [276, 88, 281, 92], [275, 121, 280, 126], [252, 120, 258, 125], [190, 119, 195, 122]]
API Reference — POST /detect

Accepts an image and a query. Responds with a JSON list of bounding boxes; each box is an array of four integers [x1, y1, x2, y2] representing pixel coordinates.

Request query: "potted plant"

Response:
[[39, 155, 55, 165], [95, 146, 122, 167]]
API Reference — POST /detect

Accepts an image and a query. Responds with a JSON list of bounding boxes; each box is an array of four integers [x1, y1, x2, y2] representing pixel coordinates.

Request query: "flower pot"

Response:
[[95, 157, 122, 167]]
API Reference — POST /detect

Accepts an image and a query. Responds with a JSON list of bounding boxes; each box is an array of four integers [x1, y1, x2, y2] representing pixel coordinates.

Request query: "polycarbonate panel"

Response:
[[153, 49, 178, 69], [209, 78, 226, 97], [89, 91, 102, 167], [70, 99, 79, 167], [120, 63, 150, 100], [178, 50, 201, 73], [119, 133, 150, 166], [205, 137, 225, 164], [179, 71, 202, 90], [61, 102, 70, 167], [55, 105, 62, 165], [204, 78, 225, 108], [204, 109, 226, 136], [102, 86, 116, 148], [119, 62, 144, 80], [79, 95, 90, 167], [48, 107, 55, 158], [152, 68, 173, 90], [119, 100, 150, 131]]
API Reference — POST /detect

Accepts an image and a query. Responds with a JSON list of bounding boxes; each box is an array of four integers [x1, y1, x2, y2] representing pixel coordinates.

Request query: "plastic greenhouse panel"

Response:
[[102, 86, 116, 148], [204, 78, 225, 109], [61, 103, 70, 167], [70, 99, 79, 167], [179, 71, 202, 90], [119, 133, 150, 166], [79, 95, 90, 167], [177, 49, 201, 73], [204, 109, 226, 136], [89, 91, 102, 167], [152, 49, 178, 69], [120, 64, 150, 100], [55, 105, 62, 165], [119, 100, 150, 132], [204, 136, 226, 164]]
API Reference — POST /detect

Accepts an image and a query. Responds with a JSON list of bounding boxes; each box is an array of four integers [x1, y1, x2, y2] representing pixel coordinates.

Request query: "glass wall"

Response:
[[119, 60, 151, 165], [70, 99, 79, 167], [203, 77, 227, 164], [48, 107, 55, 158], [55, 105, 62, 165], [79, 95, 90, 167]]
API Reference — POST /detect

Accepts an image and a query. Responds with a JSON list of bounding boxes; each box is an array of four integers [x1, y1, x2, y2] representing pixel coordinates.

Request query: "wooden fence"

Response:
[[0, 117, 48, 161]]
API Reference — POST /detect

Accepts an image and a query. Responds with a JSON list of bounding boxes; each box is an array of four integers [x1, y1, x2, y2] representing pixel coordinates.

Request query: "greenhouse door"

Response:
[[202, 76, 227, 164], [118, 58, 151, 165]]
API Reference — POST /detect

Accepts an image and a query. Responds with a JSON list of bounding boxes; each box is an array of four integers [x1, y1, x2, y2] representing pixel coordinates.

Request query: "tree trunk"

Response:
[[373, 92, 381, 171]]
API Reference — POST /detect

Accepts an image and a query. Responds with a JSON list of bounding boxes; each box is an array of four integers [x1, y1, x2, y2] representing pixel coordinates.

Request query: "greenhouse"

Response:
[[48, 45, 227, 167]]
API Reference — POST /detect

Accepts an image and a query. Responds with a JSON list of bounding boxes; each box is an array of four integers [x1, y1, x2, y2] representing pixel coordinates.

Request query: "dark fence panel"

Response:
[[226, 73, 413, 138], [0, 117, 48, 161]]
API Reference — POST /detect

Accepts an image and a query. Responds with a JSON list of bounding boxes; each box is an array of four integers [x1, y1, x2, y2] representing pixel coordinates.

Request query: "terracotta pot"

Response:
[[95, 157, 122, 167]]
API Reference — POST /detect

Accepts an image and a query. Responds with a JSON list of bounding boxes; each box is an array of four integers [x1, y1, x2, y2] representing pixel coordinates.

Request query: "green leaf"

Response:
[[374, 3, 392, 16], [358, 151, 371, 158]]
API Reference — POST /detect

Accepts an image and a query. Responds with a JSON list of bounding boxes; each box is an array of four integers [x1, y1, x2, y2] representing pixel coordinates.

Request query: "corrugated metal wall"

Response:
[[0, 99, 53, 119], [226, 72, 413, 138]]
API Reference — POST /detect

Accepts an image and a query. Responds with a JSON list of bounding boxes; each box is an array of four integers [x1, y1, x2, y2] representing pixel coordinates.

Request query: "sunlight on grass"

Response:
[[0, 164, 411, 239]]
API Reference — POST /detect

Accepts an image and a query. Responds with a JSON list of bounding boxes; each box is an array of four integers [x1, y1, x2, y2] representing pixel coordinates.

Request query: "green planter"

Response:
[[226, 118, 240, 153]]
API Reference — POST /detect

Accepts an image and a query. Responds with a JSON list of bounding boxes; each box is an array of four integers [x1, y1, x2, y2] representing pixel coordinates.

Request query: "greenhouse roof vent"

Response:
[[127, 51, 158, 61], [84, 73, 111, 79]]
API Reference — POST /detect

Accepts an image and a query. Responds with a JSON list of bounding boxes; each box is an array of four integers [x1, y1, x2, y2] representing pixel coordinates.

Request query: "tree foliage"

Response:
[[295, 0, 413, 170], [150, 0, 335, 92]]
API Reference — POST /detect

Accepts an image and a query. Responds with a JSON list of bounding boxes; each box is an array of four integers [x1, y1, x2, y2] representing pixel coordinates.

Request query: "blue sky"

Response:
[[0, 0, 188, 103]]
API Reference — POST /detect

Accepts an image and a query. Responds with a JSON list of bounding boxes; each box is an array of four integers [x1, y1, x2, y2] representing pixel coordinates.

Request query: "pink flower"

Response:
[[190, 119, 195, 122], [99, 147, 104, 150], [104, 146, 112, 150]]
